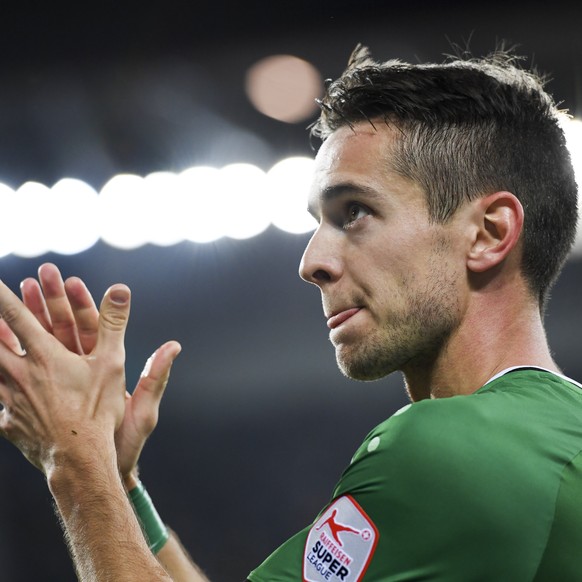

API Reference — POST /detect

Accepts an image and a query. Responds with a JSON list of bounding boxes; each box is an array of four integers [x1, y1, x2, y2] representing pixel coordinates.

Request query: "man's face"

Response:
[[299, 122, 467, 384]]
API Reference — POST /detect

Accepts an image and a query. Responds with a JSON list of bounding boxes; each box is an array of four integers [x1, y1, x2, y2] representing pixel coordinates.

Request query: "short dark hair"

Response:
[[311, 45, 578, 308]]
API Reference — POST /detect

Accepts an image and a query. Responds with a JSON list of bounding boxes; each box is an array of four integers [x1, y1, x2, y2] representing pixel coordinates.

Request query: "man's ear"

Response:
[[466, 191, 524, 273]]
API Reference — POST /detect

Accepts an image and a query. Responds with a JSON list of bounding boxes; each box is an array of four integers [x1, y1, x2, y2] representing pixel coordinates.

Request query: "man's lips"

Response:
[[327, 307, 362, 329]]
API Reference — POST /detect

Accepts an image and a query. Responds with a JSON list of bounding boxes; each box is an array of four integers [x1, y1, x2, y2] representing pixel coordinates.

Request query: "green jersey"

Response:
[[248, 368, 582, 581]]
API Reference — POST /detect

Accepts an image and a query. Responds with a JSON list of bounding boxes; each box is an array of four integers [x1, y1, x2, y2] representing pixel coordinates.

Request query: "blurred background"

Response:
[[0, 1, 581, 579]]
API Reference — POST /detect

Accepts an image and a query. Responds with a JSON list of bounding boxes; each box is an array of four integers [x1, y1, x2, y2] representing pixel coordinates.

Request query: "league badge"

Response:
[[303, 495, 378, 582]]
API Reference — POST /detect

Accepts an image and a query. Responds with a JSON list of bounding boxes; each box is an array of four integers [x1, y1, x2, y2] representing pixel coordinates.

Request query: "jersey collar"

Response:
[[484, 365, 582, 390]]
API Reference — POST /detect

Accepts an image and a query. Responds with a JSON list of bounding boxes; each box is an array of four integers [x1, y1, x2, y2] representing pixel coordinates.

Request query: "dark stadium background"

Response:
[[0, 1, 581, 579]]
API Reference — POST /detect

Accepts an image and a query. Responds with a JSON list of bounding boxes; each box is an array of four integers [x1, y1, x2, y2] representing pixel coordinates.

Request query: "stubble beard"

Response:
[[335, 264, 461, 383]]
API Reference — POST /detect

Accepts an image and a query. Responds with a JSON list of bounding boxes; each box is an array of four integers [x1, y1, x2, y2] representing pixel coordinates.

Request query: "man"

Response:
[[0, 45, 580, 580]]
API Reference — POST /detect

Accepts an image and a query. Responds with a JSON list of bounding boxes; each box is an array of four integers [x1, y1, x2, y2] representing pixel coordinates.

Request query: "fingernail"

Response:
[[110, 289, 129, 305], [141, 352, 155, 378]]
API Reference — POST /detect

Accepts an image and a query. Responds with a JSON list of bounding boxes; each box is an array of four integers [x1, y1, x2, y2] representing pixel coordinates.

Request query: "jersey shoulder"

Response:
[[342, 369, 582, 497]]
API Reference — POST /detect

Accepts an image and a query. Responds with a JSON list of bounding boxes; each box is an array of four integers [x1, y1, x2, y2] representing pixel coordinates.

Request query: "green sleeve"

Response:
[[247, 527, 310, 581]]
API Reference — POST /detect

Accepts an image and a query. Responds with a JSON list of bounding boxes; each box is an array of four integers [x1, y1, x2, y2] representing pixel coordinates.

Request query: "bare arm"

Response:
[[123, 470, 210, 581], [0, 280, 171, 580], [21, 264, 211, 580], [49, 437, 171, 581], [159, 530, 211, 581], [0, 270, 209, 581]]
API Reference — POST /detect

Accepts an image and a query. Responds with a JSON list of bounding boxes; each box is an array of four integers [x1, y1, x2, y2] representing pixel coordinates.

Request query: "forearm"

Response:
[[124, 472, 210, 582], [158, 530, 211, 582], [48, 444, 171, 582]]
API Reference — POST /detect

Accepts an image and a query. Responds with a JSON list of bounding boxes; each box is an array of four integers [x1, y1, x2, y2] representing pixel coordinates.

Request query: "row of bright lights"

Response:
[[0, 157, 317, 258], [0, 118, 580, 259]]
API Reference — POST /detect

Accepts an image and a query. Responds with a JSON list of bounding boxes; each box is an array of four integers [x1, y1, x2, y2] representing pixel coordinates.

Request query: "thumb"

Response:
[[133, 340, 181, 418], [95, 284, 131, 358]]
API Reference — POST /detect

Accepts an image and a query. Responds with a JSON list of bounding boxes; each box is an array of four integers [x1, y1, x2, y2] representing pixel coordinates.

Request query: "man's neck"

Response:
[[402, 289, 558, 402]]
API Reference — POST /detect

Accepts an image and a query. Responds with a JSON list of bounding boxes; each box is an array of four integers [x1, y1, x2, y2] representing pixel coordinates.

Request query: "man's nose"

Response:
[[299, 227, 342, 286]]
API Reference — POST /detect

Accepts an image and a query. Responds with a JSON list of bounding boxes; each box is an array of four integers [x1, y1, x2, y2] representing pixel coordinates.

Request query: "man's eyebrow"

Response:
[[307, 182, 382, 218]]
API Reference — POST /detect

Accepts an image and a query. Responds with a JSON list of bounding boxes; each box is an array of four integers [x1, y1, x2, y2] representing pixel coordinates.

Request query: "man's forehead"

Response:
[[307, 122, 418, 217], [315, 122, 401, 172], [311, 122, 399, 189], [317, 122, 387, 157]]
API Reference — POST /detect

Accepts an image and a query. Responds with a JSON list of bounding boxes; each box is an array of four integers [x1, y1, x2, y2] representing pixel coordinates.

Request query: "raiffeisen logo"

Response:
[[317, 509, 361, 546], [303, 496, 378, 582]]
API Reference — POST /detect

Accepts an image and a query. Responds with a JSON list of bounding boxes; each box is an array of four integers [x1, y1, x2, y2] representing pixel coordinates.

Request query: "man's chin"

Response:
[[336, 353, 394, 382]]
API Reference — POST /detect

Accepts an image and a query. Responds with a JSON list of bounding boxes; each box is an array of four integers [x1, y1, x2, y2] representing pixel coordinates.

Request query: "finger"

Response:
[[140, 341, 181, 386], [20, 278, 53, 333], [0, 331, 27, 419], [0, 371, 12, 408], [64, 277, 99, 354], [37, 263, 83, 354], [0, 280, 49, 360], [94, 284, 131, 365], [0, 318, 25, 354], [131, 341, 182, 430], [0, 408, 8, 440]]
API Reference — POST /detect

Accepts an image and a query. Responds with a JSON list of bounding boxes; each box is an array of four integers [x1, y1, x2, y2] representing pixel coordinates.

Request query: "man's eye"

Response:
[[344, 203, 368, 227]]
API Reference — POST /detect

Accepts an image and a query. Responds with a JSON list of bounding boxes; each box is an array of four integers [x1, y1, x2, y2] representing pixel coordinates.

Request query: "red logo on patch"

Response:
[[316, 509, 361, 546], [303, 495, 378, 582]]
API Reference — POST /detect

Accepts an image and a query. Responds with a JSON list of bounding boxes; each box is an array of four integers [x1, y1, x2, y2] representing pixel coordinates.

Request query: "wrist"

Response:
[[47, 436, 118, 493], [123, 469, 140, 492], [128, 479, 170, 554]]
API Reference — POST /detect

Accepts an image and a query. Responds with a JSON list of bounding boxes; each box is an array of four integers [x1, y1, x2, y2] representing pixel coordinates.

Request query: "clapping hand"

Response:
[[0, 263, 180, 482]]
